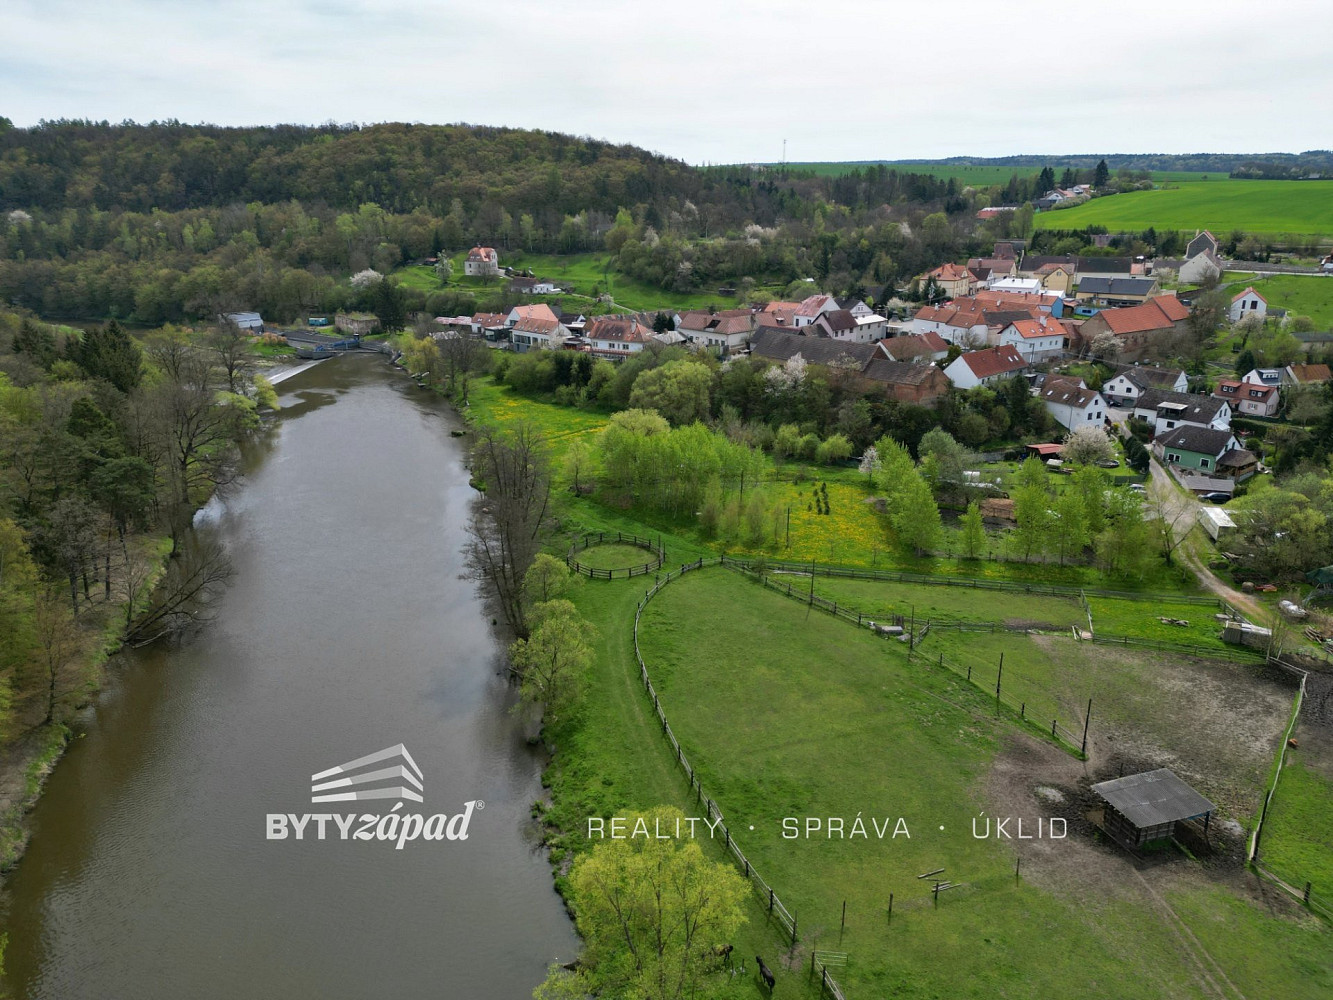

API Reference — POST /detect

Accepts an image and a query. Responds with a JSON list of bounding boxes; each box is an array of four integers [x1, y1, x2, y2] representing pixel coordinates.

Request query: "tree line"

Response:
[[1, 309, 269, 749]]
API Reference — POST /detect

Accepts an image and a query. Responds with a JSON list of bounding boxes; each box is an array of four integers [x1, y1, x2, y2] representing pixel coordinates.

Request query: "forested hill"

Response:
[[0, 120, 989, 324], [0, 120, 717, 216]]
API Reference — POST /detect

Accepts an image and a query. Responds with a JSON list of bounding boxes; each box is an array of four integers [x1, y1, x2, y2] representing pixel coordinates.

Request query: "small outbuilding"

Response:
[[1091, 768, 1215, 848]]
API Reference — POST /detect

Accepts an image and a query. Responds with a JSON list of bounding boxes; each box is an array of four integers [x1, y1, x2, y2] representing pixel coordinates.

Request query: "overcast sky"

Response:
[[7, 0, 1331, 164]]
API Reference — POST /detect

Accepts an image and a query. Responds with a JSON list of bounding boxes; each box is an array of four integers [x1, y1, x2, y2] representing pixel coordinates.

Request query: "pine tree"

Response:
[[1094, 159, 1110, 188]]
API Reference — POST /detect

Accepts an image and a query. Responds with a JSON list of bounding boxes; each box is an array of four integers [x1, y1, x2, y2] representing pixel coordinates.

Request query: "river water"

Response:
[[0, 355, 577, 998]]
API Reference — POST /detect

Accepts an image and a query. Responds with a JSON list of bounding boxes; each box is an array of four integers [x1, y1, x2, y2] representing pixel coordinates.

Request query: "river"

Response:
[[0, 355, 578, 998]]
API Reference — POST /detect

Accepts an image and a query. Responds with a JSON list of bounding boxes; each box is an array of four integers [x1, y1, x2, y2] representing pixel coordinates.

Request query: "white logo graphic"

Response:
[[267, 744, 481, 848], [310, 743, 424, 803]]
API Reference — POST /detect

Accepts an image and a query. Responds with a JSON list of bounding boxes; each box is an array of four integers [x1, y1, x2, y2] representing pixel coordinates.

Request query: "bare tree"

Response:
[[208, 322, 253, 393], [467, 423, 552, 638], [126, 534, 234, 643]]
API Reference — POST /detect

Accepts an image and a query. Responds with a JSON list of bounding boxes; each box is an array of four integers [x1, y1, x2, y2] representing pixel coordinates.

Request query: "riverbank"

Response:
[[0, 539, 174, 880]]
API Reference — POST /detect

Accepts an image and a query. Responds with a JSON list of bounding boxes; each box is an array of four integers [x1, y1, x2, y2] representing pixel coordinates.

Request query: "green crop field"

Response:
[[1035, 180, 1333, 237], [635, 568, 1329, 999]]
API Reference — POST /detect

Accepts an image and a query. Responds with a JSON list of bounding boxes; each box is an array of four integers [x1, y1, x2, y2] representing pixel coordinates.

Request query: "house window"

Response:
[[1200, 458, 1210, 469], [1165, 421, 1176, 429], [1167, 453, 1180, 463]]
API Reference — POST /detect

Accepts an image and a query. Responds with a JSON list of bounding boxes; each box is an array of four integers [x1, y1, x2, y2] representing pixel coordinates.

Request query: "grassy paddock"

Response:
[[569, 542, 658, 572], [635, 568, 1327, 998], [1035, 180, 1333, 238], [1261, 757, 1333, 895]]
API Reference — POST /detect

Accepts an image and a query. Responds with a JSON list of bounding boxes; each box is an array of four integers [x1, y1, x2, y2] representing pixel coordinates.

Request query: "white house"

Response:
[[1102, 366, 1189, 403], [1241, 368, 1284, 389], [1178, 251, 1222, 285], [943, 345, 1028, 389], [1038, 378, 1107, 431], [794, 294, 838, 327], [911, 303, 989, 348], [509, 315, 568, 352], [988, 276, 1043, 296], [997, 317, 1066, 363], [837, 297, 877, 320], [506, 302, 561, 329], [585, 316, 653, 358], [464, 246, 501, 277], [1229, 286, 1267, 323], [1132, 388, 1231, 437], [676, 310, 754, 354]]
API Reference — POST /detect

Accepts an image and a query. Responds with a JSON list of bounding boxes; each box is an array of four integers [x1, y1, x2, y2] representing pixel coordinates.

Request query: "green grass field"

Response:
[[1218, 272, 1333, 327], [1035, 180, 1333, 238], [570, 542, 657, 572], [1261, 756, 1333, 897], [636, 568, 1329, 999], [808, 576, 1086, 629]]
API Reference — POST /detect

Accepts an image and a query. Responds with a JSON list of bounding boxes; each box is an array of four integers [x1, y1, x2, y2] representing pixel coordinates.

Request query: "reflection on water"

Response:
[[0, 355, 576, 999]]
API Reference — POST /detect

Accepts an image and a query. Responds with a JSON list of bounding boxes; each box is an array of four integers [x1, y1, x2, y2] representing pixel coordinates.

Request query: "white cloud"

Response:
[[7, 0, 1332, 163]]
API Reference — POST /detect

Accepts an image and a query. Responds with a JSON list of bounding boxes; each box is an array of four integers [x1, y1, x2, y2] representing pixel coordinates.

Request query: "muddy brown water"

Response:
[[0, 355, 577, 998]]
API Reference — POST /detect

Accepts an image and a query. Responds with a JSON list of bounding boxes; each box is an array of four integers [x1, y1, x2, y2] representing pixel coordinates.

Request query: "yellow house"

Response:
[[1034, 263, 1073, 294]]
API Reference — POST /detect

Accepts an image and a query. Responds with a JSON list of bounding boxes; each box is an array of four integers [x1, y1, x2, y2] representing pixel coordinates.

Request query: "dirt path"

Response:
[[1147, 458, 1270, 624], [1132, 868, 1249, 1000]]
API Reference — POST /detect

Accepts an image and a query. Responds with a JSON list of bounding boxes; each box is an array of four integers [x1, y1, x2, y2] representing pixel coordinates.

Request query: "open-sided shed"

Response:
[[1091, 768, 1215, 848]]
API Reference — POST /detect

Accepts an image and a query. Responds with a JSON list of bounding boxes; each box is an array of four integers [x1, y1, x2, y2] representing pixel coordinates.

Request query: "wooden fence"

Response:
[[566, 531, 665, 580], [633, 557, 850, 1000]]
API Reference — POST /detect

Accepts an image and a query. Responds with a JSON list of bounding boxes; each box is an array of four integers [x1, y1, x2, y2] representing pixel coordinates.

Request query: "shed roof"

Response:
[[1091, 768, 1215, 828]]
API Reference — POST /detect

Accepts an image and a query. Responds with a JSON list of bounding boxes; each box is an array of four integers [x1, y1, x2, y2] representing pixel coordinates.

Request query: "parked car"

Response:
[[1127, 483, 1147, 492], [1096, 459, 1120, 469], [1198, 491, 1231, 504]]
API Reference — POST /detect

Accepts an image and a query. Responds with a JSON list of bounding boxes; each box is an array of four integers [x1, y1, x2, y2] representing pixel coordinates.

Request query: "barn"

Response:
[[1091, 769, 1215, 848]]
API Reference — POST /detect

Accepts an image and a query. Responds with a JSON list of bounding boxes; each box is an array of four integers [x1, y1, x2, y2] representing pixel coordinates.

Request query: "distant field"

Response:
[[764, 161, 1217, 185], [1035, 180, 1333, 237]]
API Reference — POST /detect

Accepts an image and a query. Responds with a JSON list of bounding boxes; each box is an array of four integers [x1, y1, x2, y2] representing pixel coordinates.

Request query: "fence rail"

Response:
[[633, 557, 848, 999], [566, 531, 665, 580], [738, 558, 1224, 606], [1245, 662, 1333, 922]]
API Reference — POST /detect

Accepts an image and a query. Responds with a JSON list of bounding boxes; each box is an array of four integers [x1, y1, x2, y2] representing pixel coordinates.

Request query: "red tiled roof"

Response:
[[466, 246, 497, 262], [925, 263, 971, 283], [1098, 297, 1187, 336], [1006, 317, 1066, 339], [1232, 286, 1267, 304], [510, 303, 559, 324], [586, 316, 652, 343], [513, 316, 560, 336], [959, 345, 1027, 379], [1150, 294, 1189, 322]]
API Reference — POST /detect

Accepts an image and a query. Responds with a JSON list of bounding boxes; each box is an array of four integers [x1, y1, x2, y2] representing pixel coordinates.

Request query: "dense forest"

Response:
[[0, 308, 269, 785], [0, 120, 1052, 323]]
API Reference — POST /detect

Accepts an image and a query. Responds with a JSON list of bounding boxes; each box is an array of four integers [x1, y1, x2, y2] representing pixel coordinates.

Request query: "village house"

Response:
[[1074, 276, 1161, 307], [335, 312, 379, 336], [1033, 263, 1074, 294], [1229, 287, 1268, 323], [1213, 379, 1280, 418], [966, 256, 1018, 280], [758, 300, 802, 327], [918, 263, 975, 299], [943, 345, 1029, 389], [677, 309, 754, 354], [1154, 426, 1250, 477], [1177, 250, 1223, 285], [794, 294, 839, 327], [222, 310, 264, 332], [747, 328, 947, 404], [1075, 257, 1137, 281], [878, 331, 950, 363], [1076, 295, 1190, 360], [1241, 368, 1284, 389], [989, 276, 1044, 297], [1284, 362, 1332, 386], [1132, 388, 1231, 436], [997, 315, 1068, 363], [836, 297, 876, 319], [1186, 230, 1220, 259], [464, 246, 501, 277], [506, 302, 560, 329], [509, 313, 568, 353], [583, 316, 654, 358], [1038, 376, 1107, 431], [1101, 364, 1189, 404], [808, 308, 885, 343], [470, 311, 510, 341]]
